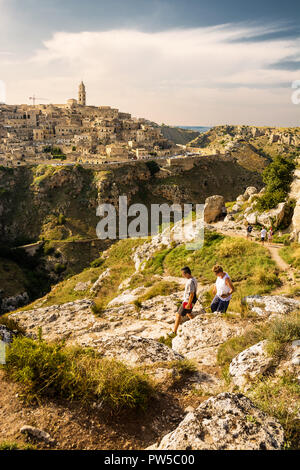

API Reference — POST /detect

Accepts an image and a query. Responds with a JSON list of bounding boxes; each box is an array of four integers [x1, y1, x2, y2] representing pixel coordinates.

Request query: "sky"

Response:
[[0, 0, 300, 126]]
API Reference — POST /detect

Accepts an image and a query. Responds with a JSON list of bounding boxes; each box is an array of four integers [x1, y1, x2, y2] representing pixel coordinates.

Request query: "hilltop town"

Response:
[[0, 82, 180, 166]]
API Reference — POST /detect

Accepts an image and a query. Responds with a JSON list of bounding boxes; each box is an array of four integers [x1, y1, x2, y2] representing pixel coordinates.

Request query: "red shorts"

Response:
[[178, 302, 194, 317]]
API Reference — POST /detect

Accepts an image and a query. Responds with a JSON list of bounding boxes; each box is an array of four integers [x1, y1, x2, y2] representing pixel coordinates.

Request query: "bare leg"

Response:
[[187, 313, 195, 320], [174, 313, 182, 334]]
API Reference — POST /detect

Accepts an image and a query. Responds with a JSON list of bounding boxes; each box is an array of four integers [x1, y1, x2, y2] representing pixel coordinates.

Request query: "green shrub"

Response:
[[280, 244, 300, 268], [0, 441, 34, 451], [255, 155, 295, 211], [217, 327, 264, 366], [90, 257, 104, 268], [5, 337, 153, 410], [57, 214, 66, 225], [54, 263, 66, 274], [138, 281, 179, 302], [246, 374, 300, 450]]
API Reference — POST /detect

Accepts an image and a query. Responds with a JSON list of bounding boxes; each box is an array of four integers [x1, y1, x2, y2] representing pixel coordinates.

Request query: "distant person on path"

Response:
[[268, 227, 273, 244], [210, 265, 234, 314], [172, 267, 198, 335], [261, 227, 267, 245], [246, 224, 253, 239]]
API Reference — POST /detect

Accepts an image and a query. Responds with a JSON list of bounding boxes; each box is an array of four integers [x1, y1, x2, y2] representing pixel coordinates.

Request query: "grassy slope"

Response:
[[16, 232, 280, 316]]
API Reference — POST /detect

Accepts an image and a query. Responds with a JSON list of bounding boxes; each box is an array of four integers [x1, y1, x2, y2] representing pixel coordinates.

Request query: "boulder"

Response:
[[0, 292, 29, 314], [245, 211, 258, 225], [147, 393, 284, 450], [74, 281, 91, 292], [291, 340, 300, 366], [0, 325, 15, 343], [256, 202, 286, 228], [90, 268, 111, 293], [243, 187, 257, 200], [224, 214, 234, 223], [172, 316, 243, 365], [231, 203, 243, 213], [20, 426, 54, 445], [108, 287, 146, 307], [229, 341, 274, 387], [82, 334, 183, 366], [244, 295, 300, 317], [204, 195, 225, 223]]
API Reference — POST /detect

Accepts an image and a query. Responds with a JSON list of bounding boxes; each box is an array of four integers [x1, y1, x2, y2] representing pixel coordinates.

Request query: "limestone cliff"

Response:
[[0, 157, 263, 246]]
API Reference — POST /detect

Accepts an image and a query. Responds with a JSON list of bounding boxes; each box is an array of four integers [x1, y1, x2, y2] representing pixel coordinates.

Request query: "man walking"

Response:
[[246, 224, 253, 239], [173, 267, 198, 335], [210, 265, 234, 314], [261, 227, 267, 245]]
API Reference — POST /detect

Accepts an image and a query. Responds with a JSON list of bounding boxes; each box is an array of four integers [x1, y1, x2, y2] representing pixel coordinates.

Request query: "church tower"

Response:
[[78, 81, 86, 106]]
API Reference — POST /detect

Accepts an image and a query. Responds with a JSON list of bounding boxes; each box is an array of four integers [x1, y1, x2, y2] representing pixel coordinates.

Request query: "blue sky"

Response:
[[0, 0, 300, 125]]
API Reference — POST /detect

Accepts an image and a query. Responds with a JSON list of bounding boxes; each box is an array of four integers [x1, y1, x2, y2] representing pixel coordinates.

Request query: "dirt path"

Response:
[[212, 223, 295, 286]]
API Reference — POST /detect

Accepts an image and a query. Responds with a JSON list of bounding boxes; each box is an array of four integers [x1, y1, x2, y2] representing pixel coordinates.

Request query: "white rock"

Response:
[[108, 287, 145, 307], [291, 340, 300, 366], [90, 268, 111, 293], [20, 426, 54, 444], [229, 341, 274, 387], [84, 334, 183, 366], [256, 202, 286, 228], [245, 211, 258, 225], [243, 187, 257, 200], [172, 316, 243, 365], [147, 393, 284, 450], [245, 295, 300, 316]]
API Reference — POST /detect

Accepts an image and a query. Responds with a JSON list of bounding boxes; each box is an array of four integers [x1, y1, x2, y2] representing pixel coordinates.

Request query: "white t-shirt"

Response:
[[261, 229, 267, 238], [216, 273, 232, 301], [183, 277, 198, 303]]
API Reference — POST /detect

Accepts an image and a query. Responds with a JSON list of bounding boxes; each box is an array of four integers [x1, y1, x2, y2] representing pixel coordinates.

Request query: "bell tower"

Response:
[[78, 81, 86, 106]]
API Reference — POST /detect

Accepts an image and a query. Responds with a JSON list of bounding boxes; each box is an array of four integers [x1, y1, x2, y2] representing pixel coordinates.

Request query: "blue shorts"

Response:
[[210, 295, 230, 313]]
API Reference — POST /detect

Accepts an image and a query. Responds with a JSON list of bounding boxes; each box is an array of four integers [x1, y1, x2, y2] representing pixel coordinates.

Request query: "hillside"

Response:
[[0, 215, 299, 450], [159, 126, 200, 145], [0, 156, 263, 309], [188, 125, 300, 171]]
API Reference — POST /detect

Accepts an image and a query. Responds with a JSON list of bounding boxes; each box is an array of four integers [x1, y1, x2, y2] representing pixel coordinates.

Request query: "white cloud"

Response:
[[2, 23, 300, 125]]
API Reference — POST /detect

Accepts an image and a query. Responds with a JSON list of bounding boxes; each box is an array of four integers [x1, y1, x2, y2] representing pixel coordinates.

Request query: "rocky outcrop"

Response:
[[172, 316, 243, 365], [244, 295, 300, 317], [10, 299, 96, 343], [289, 160, 300, 242], [90, 268, 111, 294], [291, 340, 300, 366], [243, 186, 258, 201], [80, 334, 183, 366], [108, 287, 146, 307], [256, 202, 286, 228], [0, 292, 29, 315], [147, 393, 284, 450], [0, 325, 15, 343], [204, 195, 225, 223], [229, 341, 274, 387]]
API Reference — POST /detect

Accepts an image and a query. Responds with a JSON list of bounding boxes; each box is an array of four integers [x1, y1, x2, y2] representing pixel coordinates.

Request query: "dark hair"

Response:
[[181, 266, 191, 275]]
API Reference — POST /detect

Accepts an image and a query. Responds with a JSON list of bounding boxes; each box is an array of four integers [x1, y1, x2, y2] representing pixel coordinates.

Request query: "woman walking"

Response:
[[268, 227, 273, 244], [210, 265, 234, 314]]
